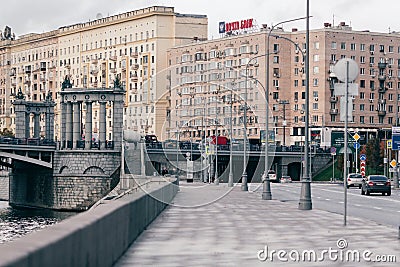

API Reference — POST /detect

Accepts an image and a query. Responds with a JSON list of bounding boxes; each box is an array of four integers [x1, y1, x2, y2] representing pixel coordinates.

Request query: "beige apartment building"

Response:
[[167, 21, 400, 147], [0, 6, 207, 140]]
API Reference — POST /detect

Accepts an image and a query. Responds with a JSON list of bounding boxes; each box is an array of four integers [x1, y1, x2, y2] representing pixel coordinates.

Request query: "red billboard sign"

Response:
[[219, 19, 254, 34]]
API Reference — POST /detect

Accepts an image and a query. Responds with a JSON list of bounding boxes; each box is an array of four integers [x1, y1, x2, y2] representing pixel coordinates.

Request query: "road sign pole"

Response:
[[356, 146, 358, 173], [332, 154, 335, 182]]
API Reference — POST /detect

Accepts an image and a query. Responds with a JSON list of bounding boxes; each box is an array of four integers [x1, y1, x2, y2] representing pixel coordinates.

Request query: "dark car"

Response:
[[361, 175, 391, 196]]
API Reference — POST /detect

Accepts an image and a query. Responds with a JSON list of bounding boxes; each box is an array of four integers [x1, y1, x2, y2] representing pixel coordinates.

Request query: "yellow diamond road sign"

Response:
[[353, 133, 360, 142], [390, 159, 397, 168]]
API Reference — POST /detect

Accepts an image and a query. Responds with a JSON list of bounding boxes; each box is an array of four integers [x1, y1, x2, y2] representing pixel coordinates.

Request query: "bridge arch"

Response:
[[59, 166, 69, 174], [83, 166, 105, 175]]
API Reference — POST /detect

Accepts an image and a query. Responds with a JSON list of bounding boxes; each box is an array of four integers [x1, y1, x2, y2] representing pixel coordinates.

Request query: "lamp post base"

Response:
[[241, 173, 248, 191], [228, 173, 234, 187], [262, 175, 272, 200], [298, 178, 312, 210], [214, 177, 220, 185]]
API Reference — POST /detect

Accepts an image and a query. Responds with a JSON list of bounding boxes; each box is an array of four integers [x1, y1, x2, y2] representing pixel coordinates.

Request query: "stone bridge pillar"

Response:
[[85, 101, 93, 149], [65, 102, 73, 149], [33, 113, 40, 138], [72, 102, 81, 149], [13, 95, 55, 140], [99, 101, 107, 149]]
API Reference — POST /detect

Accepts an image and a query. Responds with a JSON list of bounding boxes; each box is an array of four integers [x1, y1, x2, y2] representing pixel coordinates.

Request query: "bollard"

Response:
[[398, 226, 400, 240]]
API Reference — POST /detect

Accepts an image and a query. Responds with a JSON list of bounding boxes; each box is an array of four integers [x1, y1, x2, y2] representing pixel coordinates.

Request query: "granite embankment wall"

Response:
[[0, 171, 9, 201], [0, 178, 178, 267]]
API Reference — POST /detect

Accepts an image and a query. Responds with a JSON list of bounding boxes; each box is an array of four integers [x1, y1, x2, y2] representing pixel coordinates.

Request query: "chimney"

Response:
[[324, 22, 330, 28], [340, 21, 346, 26], [291, 28, 298, 32]]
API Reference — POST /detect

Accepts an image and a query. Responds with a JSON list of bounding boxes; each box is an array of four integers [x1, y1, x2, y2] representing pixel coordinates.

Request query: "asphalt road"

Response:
[[254, 183, 400, 228]]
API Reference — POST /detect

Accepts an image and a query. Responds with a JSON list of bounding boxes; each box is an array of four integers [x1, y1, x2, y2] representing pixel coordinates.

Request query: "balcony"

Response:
[[378, 99, 386, 104], [330, 96, 338, 103], [91, 59, 98, 65], [378, 87, 387, 93], [109, 68, 117, 73], [109, 56, 117, 61], [378, 62, 387, 69], [330, 109, 338, 115], [90, 69, 99, 75], [131, 76, 138, 82], [378, 110, 386, 116], [130, 52, 139, 58], [378, 75, 386, 81], [131, 64, 139, 70]]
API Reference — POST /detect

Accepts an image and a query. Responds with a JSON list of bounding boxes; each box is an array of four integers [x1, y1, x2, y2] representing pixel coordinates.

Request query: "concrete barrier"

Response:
[[0, 178, 179, 267]]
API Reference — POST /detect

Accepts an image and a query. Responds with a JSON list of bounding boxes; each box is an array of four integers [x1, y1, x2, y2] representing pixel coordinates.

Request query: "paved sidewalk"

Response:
[[115, 183, 400, 266]]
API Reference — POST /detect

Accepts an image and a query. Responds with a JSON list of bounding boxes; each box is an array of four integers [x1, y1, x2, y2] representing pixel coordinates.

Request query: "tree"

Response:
[[0, 128, 14, 138], [365, 138, 383, 174]]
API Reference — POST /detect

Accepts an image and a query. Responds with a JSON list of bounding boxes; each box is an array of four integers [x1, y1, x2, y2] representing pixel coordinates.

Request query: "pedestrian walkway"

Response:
[[115, 183, 399, 266]]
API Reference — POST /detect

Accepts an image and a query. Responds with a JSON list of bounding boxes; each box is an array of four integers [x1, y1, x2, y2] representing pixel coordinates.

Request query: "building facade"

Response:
[[167, 21, 400, 147], [0, 6, 207, 140]]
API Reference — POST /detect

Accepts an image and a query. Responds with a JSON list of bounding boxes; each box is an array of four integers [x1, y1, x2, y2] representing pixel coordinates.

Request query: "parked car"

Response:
[[361, 175, 391, 196], [280, 175, 292, 183], [347, 173, 363, 189], [268, 170, 278, 183]]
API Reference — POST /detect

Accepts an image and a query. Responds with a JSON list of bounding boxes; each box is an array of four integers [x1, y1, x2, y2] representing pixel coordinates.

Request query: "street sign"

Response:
[[330, 147, 336, 154], [390, 159, 397, 168], [360, 160, 366, 177], [360, 154, 366, 161], [392, 126, 400, 150], [353, 133, 360, 142], [387, 140, 392, 149], [353, 142, 360, 149], [389, 168, 398, 173]]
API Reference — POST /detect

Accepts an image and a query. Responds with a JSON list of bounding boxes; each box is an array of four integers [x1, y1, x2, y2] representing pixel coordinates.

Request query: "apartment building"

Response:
[[167, 21, 400, 147], [0, 6, 207, 140]]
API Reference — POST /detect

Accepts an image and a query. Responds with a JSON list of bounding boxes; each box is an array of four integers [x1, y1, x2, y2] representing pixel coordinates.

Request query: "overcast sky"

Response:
[[1, 0, 399, 38]]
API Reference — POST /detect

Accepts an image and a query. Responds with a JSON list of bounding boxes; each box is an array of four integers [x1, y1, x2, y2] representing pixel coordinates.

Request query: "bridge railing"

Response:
[[0, 137, 56, 147], [145, 142, 330, 154], [60, 140, 115, 150]]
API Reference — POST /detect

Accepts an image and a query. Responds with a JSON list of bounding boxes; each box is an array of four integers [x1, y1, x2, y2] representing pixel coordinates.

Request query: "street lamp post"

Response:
[[228, 82, 236, 187], [241, 52, 275, 192], [214, 88, 220, 185], [263, 16, 309, 200], [299, 0, 312, 210]]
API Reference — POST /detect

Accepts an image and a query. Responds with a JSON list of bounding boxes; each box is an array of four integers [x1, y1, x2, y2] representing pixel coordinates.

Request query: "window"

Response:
[[389, 45, 394, 53], [360, 56, 365, 64], [273, 56, 279, 63], [340, 42, 346, 50], [314, 42, 319, 49], [369, 117, 374, 124], [360, 104, 365, 111], [331, 42, 337, 49], [313, 78, 318, 86], [350, 43, 356, 50], [313, 66, 319, 74], [360, 44, 365, 51], [360, 80, 365, 88], [360, 116, 364, 123], [360, 68, 365, 75], [379, 45, 384, 52], [369, 44, 375, 51], [313, 55, 319, 62]]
